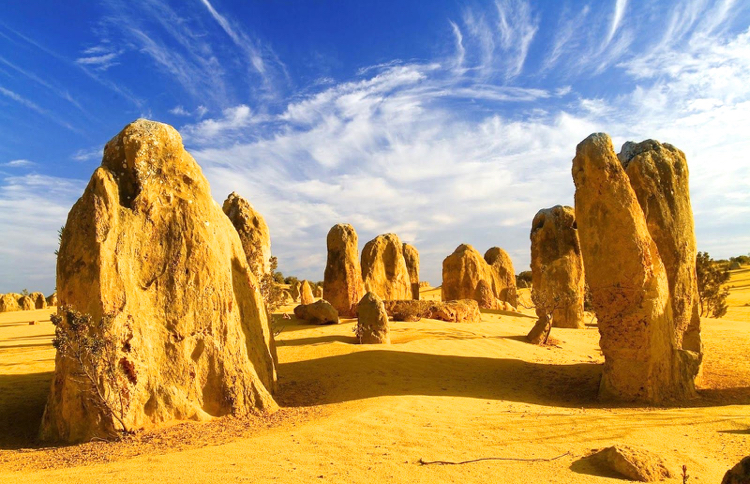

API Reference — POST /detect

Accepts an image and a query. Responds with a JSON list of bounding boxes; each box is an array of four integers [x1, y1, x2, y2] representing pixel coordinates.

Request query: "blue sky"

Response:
[[1, 0, 749, 294]]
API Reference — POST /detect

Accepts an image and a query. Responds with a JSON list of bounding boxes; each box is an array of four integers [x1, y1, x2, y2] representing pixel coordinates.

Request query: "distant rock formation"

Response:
[[323, 224, 364, 318], [361, 233, 411, 301], [383, 299, 481, 324], [356, 292, 390, 344], [289, 280, 301, 302], [18, 295, 34, 311], [313, 285, 323, 298], [484, 247, 518, 307], [573, 133, 699, 404], [30, 292, 47, 310], [300, 280, 314, 305], [222, 192, 272, 283], [0, 294, 20, 312], [442, 244, 496, 302], [402, 243, 420, 300], [530, 206, 585, 329], [46, 292, 58, 307], [41, 119, 278, 443], [619, 140, 702, 358], [294, 299, 339, 325]]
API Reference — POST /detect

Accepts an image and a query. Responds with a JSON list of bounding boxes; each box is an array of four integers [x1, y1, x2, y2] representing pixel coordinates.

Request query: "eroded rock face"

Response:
[[619, 140, 701, 357], [383, 299, 481, 324], [474, 280, 496, 310], [590, 445, 672, 482], [402, 243, 420, 300], [323, 224, 364, 318], [30, 292, 47, 310], [573, 133, 697, 403], [0, 294, 20, 312], [222, 192, 272, 283], [294, 299, 339, 325], [530, 206, 585, 329], [442, 244, 497, 303], [356, 292, 390, 344], [484, 247, 518, 307], [41, 119, 278, 443], [300, 280, 314, 305], [361, 234, 411, 301]]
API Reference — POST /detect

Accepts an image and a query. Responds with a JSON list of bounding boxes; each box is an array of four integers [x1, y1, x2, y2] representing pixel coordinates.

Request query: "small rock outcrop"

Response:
[[590, 445, 672, 482], [46, 293, 58, 306], [722, 456, 750, 484], [294, 300, 339, 325], [573, 133, 698, 403], [355, 292, 390, 344], [484, 247, 518, 307], [41, 119, 278, 443], [361, 234, 411, 301], [323, 224, 364, 318], [402, 243, 420, 300], [619, 140, 702, 357], [222, 192, 272, 283], [289, 280, 301, 302], [383, 299, 481, 324], [530, 206, 585, 329], [30, 292, 47, 310], [0, 294, 20, 312], [300, 280, 314, 305]]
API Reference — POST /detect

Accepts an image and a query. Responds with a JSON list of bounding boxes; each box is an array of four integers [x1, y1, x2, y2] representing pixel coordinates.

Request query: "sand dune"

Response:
[[0, 272, 748, 483]]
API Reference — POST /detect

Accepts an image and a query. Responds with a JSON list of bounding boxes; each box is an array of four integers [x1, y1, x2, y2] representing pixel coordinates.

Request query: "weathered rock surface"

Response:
[[619, 140, 701, 357], [590, 445, 672, 482], [323, 224, 364, 318], [18, 295, 34, 311], [41, 119, 278, 443], [573, 133, 697, 403], [402, 243, 420, 300], [356, 292, 390, 344], [46, 293, 58, 307], [722, 456, 750, 484], [484, 247, 518, 307], [442, 244, 497, 302], [383, 299, 481, 324], [530, 206, 585, 329], [313, 285, 323, 298], [300, 280, 314, 305], [361, 233, 411, 301], [222, 192, 272, 282], [474, 280, 496, 309], [294, 299, 339, 325], [30, 292, 47, 309], [0, 294, 20, 312]]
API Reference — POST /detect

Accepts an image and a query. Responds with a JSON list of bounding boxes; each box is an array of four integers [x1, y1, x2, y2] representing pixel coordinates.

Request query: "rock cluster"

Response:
[[41, 119, 278, 443], [530, 205, 585, 329], [442, 244, 517, 309], [222, 192, 272, 283], [361, 233, 411, 301], [573, 133, 700, 403], [323, 224, 364, 318]]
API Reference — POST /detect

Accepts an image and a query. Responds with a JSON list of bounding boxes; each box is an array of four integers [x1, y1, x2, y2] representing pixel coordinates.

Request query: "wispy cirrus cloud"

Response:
[[0, 159, 35, 168]]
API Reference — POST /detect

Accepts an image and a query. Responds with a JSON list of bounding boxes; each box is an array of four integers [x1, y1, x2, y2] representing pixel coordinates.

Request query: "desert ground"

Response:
[[0, 268, 748, 484]]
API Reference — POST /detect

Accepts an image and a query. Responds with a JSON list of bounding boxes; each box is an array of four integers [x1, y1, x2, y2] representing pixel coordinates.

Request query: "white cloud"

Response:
[[75, 52, 120, 70], [169, 105, 190, 116], [606, 0, 628, 45], [0, 159, 35, 168], [71, 147, 102, 163]]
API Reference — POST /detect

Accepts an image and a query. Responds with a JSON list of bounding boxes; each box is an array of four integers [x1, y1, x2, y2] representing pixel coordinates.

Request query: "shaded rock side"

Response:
[[356, 292, 390, 344], [484, 247, 518, 307], [402, 243, 420, 300], [222, 192, 272, 283]]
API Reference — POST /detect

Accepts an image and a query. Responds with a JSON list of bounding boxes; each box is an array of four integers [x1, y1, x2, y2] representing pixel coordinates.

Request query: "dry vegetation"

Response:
[[0, 269, 748, 483]]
